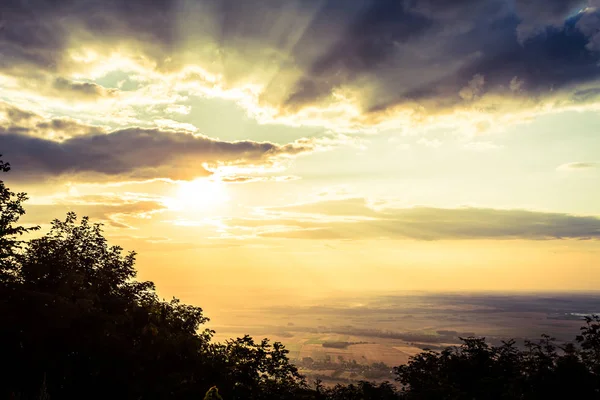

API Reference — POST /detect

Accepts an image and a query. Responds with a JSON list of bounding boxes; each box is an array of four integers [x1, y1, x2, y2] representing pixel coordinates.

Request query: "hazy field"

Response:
[[209, 292, 600, 385]]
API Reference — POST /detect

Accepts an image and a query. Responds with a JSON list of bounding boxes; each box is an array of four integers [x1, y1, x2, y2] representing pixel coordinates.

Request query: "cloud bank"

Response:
[[233, 198, 600, 241], [0, 104, 320, 182], [3, 0, 600, 129]]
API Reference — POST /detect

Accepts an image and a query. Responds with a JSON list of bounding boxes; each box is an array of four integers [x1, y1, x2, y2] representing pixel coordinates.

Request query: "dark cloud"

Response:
[[514, 0, 583, 41], [1, 0, 599, 119], [235, 198, 600, 240], [1, 129, 314, 181], [284, 0, 434, 106], [0, 106, 318, 181], [52, 77, 117, 99], [575, 9, 600, 50], [33, 118, 105, 137], [3, 105, 37, 123], [280, 0, 598, 114], [0, 102, 105, 139], [0, 0, 176, 71]]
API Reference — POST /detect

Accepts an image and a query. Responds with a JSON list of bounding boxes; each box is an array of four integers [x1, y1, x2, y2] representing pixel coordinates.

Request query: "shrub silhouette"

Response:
[[1, 155, 600, 400], [204, 386, 223, 400], [394, 319, 600, 399]]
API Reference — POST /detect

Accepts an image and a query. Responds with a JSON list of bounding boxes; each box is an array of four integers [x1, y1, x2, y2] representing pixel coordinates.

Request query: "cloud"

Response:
[[0, 0, 176, 72], [2, 0, 600, 131], [459, 74, 486, 101], [22, 194, 167, 228], [52, 77, 118, 99], [0, 102, 105, 139], [219, 175, 301, 184], [557, 161, 600, 170], [266, 198, 382, 218], [232, 198, 600, 241], [164, 104, 191, 115], [514, 0, 583, 42], [0, 104, 37, 123], [273, 0, 600, 121], [0, 105, 322, 182], [1, 129, 317, 181]]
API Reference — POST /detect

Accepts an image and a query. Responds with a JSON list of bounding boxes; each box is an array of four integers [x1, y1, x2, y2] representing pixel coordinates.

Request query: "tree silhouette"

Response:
[[0, 156, 38, 282], [394, 325, 600, 399], [577, 315, 600, 393]]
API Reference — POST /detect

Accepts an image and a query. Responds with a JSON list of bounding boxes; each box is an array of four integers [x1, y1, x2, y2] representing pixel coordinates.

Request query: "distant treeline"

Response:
[[284, 325, 476, 344], [1, 156, 600, 399], [322, 341, 370, 349]]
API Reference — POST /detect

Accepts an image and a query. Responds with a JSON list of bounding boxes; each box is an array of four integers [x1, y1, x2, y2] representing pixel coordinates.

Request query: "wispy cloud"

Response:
[[557, 162, 600, 171], [229, 198, 600, 241], [219, 175, 301, 184], [22, 194, 167, 228]]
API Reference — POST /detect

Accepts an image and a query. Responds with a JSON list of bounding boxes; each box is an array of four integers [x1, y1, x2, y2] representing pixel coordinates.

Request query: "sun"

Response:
[[168, 178, 229, 211]]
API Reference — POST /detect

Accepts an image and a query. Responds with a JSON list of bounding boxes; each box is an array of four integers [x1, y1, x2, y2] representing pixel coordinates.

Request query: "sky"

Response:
[[2, 0, 600, 312]]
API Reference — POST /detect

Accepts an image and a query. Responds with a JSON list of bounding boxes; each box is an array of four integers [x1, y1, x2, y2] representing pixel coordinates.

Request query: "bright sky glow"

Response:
[[2, 0, 600, 314]]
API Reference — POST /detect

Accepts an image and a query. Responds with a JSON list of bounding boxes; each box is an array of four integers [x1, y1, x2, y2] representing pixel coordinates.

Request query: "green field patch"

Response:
[[283, 343, 303, 352]]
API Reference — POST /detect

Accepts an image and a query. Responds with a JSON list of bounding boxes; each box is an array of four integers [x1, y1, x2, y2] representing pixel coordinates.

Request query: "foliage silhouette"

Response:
[[1, 156, 600, 399], [0, 156, 39, 282], [394, 319, 600, 399], [204, 386, 224, 400]]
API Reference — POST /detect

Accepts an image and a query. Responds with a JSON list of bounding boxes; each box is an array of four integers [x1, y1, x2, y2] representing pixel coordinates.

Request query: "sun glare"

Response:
[[168, 179, 229, 211]]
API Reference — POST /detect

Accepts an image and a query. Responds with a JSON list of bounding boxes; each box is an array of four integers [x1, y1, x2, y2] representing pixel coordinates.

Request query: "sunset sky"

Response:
[[2, 0, 600, 312]]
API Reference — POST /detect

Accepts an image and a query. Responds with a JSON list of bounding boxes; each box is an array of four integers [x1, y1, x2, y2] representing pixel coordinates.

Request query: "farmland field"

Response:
[[209, 292, 600, 385]]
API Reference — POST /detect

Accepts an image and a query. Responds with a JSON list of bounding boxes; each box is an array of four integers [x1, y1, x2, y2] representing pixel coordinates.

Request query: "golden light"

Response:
[[167, 179, 229, 211]]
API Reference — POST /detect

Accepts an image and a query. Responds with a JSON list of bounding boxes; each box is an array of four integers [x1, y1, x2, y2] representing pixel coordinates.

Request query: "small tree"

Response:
[[577, 315, 600, 388], [0, 156, 38, 281]]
